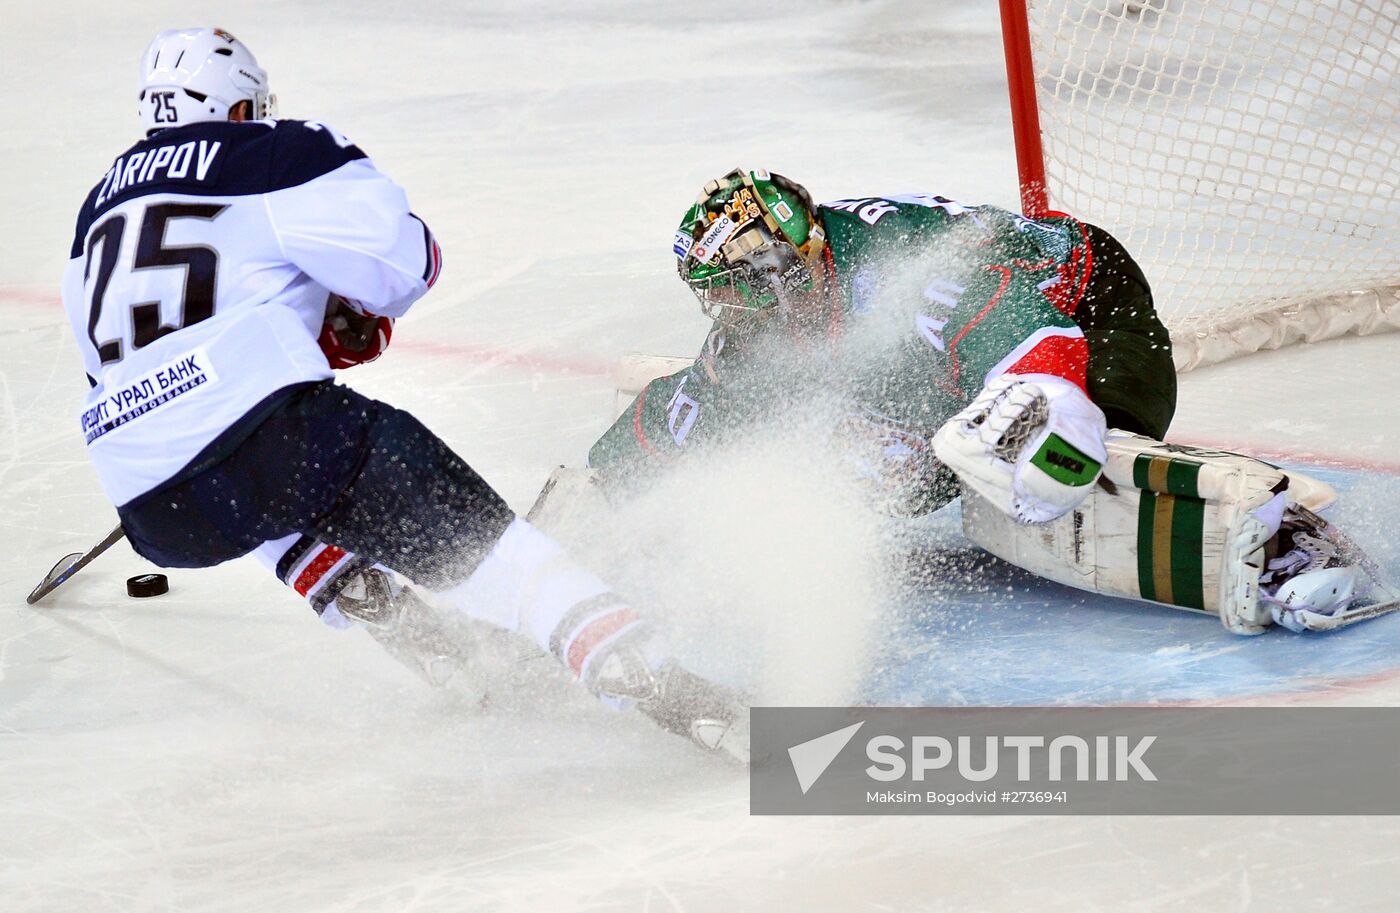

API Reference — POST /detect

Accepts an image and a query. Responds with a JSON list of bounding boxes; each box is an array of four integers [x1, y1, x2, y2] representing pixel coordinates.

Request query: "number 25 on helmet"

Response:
[[138, 28, 277, 135], [673, 169, 826, 322]]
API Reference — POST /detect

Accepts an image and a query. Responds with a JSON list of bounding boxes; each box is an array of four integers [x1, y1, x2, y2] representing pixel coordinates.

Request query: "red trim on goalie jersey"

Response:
[[1038, 214, 1094, 318], [1011, 215, 1095, 318], [1000, 331, 1090, 392], [946, 264, 1013, 386], [1066, 217, 1094, 316], [632, 386, 662, 456]]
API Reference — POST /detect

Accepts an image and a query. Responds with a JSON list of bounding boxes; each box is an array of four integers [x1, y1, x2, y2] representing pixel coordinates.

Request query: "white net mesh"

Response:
[[1021, 0, 1400, 369]]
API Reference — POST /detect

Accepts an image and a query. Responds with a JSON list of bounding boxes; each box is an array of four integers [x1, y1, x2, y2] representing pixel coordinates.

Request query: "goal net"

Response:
[[1000, 0, 1400, 369]]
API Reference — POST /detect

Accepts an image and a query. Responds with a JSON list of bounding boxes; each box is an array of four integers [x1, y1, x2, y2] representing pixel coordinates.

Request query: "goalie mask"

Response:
[[139, 28, 276, 135], [674, 169, 826, 322]]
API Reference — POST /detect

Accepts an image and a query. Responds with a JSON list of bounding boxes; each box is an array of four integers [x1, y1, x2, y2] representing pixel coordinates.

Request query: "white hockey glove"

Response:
[[932, 374, 1107, 524]]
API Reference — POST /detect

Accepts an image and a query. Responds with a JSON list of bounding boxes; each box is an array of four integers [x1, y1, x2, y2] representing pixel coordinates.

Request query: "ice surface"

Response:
[[3, 1, 1400, 911]]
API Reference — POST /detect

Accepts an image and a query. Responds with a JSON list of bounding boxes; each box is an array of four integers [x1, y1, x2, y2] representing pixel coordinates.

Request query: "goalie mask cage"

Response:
[[999, 0, 1400, 370]]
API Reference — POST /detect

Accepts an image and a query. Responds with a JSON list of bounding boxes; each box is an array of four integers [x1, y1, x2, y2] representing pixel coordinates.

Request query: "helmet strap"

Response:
[[718, 226, 768, 264], [803, 221, 827, 267]]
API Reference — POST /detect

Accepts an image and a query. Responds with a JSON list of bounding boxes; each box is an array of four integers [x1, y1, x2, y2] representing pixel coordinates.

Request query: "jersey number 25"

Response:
[[84, 203, 228, 365]]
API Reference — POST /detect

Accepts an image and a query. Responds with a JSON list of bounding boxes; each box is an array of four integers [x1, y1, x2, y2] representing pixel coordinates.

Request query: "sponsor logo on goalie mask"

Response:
[[722, 188, 764, 225], [692, 215, 738, 265], [673, 230, 693, 259]]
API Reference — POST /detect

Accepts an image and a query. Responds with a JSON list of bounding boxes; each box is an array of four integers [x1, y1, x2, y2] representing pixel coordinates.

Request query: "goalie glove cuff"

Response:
[[1013, 374, 1108, 522], [932, 374, 1107, 524]]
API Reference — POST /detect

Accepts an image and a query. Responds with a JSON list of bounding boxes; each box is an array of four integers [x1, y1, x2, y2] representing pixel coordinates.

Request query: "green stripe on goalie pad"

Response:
[[1131, 453, 1203, 498], [1170, 496, 1206, 611], [1135, 490, 1208, 611], [1137, 490, 1158, 603], [1029, 433, 1102, 486]]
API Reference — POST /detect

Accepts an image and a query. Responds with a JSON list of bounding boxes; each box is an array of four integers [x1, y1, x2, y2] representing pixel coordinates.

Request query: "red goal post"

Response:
[[998, 0, 1400, 370]]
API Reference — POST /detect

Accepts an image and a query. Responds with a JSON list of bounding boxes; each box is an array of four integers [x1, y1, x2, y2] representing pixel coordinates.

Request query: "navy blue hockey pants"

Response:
[[118, 381, 515, 589]]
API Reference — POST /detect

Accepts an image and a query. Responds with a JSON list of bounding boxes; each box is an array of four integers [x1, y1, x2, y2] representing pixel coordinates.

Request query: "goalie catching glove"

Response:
[[319, 294, 394, 369], [932, 374, 1108, 524]]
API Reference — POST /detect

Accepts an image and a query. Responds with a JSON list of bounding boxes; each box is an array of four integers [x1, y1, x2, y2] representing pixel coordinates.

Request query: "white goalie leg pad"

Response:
[[961, 432, 1343, 634], [932, 374, 1108, 524]]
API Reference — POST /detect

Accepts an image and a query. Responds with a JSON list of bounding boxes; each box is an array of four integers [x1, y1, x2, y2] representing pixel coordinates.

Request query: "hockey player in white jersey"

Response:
[[60, 28, 746, 759]]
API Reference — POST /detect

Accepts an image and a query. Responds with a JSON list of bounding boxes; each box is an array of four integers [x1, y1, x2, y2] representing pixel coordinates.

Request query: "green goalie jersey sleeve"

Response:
[[587, 323, 789, 483], [588, 361, 708, 481]]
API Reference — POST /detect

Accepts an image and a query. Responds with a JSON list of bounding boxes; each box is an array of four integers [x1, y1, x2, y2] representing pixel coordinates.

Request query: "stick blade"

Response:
[[26, 552, 85, 605]]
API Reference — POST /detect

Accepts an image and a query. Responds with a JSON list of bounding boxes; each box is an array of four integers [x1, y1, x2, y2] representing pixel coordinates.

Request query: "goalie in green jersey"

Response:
[[590, 168, 1175, 522], [573, 169, 1396, 635]]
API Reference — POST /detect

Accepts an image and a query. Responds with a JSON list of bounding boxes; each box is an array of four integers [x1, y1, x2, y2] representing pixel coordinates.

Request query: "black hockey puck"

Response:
[[126, 573, 169, 598]]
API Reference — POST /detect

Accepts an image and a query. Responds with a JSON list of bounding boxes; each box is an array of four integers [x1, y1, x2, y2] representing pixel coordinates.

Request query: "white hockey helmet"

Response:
[[138, 28, 275, 135]]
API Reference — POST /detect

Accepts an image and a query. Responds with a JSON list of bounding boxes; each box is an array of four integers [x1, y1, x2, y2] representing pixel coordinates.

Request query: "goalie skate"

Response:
[[1261, 505, 1400, 633]]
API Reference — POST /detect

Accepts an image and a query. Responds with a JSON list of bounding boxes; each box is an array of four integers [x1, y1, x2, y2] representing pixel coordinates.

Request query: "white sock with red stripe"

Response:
[[433, 517, 653, 685], [252, 533, 384, 630]]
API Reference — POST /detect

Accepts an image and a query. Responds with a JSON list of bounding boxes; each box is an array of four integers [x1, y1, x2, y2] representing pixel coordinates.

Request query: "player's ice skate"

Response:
[[333, 568, 476, 688], [334, 564, 752, 758], [585, 637, 750, 762]]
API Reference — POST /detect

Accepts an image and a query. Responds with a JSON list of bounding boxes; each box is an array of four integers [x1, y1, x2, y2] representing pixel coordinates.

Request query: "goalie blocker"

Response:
[[962, 432, 1399, 634]]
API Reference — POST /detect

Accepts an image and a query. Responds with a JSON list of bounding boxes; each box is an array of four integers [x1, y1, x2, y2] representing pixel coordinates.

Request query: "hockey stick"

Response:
[[25, 523, 126, 605], [523, 466, 607, 536]]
